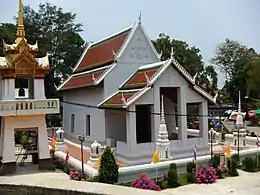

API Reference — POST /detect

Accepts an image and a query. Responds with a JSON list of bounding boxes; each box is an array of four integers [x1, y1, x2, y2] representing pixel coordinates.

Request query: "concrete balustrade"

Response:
[[0, 99, 60, 116], [225, 134, 259, 146]]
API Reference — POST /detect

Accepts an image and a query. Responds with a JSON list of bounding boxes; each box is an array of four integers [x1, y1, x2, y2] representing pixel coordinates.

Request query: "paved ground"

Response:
[[1, 162, 260, 195], [163, 170, 260, 195]]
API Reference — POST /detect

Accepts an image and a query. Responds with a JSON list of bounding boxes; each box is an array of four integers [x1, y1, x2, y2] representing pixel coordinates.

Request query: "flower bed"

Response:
[[131, 173, 161, 191], [195, 166, 218, 184]]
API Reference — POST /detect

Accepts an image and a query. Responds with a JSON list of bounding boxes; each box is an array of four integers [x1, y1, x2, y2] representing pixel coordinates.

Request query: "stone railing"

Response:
[[187, 129, 222, 143], [0, 99, 60, 116], [225, 134, 259, 146]]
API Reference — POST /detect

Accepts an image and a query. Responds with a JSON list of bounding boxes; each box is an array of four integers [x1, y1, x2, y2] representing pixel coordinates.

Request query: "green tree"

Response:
[[98, 147, 119, 184], [248, 56, 260, 99], [211, 39, 257, 104], [152, 33, 218, 92], [0, 2, 85, 98]]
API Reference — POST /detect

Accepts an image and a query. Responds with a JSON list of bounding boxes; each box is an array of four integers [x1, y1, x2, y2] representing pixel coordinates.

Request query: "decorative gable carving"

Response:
[[130, 37, 149, 60], [120, 24, 159, 64], [14, 58, 35, 76]]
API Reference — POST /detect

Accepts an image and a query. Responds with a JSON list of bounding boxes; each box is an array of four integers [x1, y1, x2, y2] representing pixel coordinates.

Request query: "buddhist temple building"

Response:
[[58, 16, 217, 165], [0, 0, 59, 175]]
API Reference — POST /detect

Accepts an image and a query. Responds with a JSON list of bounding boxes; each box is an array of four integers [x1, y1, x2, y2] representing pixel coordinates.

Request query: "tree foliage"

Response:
[[0, 2, 85, 98], [98, 147, 119, 184], [152, 33, 218, 93], [211, 38, 258, 104]]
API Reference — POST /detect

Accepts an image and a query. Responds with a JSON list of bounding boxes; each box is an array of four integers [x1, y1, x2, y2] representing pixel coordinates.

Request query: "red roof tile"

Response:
[[120, 64, 163, 90], [60, 68, 108, 91], [99, 89, 141, 108], [74, 28, 132, 72]]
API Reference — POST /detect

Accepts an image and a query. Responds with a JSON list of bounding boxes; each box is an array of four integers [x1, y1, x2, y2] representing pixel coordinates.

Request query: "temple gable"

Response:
[[118, 24, 159, 65]]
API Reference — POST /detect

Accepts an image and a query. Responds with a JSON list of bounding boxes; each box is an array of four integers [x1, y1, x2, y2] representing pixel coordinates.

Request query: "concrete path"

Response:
[[0, 166, 260, 195], [163, 170, 260, 195]]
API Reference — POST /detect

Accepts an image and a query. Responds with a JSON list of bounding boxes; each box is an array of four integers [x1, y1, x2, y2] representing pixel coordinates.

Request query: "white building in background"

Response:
[[0, 0, 59, 175], [58, 16, 217, 165]]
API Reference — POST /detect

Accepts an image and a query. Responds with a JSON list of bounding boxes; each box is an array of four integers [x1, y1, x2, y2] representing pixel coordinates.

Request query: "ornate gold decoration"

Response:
[[0, 0, 49, 79], [16, 0, 26, 44]]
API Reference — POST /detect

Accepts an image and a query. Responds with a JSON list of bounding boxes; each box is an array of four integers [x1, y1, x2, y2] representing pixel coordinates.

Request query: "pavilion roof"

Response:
[[98, 87, 151, 109], [59, 65, 115, 91], [73, 26, 133, 73], [119, 61, 165, 90], [98, 59, 217, 109]]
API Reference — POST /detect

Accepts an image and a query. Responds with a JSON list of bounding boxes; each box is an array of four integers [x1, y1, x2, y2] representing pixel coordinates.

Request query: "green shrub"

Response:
[[167, 167, 179, 188], [98, 147, 119, 184], [211, 155, 220, 169], [87, 176, 99, 182], [186, 173, 195, 183], [53, 159, 70, 174], [242, 157, 256, 172], [231, 154, 239, 162], [169, 163, 177, 171], [227, 159, 238, 176], [250, 132, 257, 137], [157, 179, 168, 189], [256, 155, 260, 167], [186, 162, 196, 174]]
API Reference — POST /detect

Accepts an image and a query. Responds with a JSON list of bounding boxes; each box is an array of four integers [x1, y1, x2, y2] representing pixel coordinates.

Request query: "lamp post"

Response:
[[210, 129, 213, 161], [78, 134, 85, 179], [237, 127, 240, 163], [52, 126, 55, 138]]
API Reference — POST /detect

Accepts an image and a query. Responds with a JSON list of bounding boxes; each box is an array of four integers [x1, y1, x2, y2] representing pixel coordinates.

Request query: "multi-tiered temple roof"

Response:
[[0, 0, 50, 78], [59, 18, 217, 108]]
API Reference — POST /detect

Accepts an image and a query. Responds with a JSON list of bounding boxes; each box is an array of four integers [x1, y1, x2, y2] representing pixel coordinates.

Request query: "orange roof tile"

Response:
[[60, 68, 108, 91], [120, 63, 164, 90], [74, 28, 132, 72], [99, 89, 141, 108]]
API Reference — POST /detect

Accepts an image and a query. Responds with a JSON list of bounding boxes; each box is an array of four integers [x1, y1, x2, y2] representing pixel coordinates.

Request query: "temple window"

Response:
[[15, 77, 34, 99]]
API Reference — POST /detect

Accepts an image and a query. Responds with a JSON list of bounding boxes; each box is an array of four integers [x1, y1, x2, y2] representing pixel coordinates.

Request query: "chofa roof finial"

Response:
[[138, 10, 142, 24]]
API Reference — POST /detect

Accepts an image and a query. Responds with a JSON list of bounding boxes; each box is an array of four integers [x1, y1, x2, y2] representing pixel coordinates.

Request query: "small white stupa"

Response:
[[231, 91, 248, 150], [87, 141, 102, 166], [156, 95, 171, 161]]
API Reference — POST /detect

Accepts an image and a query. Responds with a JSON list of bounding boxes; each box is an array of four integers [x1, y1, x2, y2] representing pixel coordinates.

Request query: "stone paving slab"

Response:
[[0, 170, 166, 195], [163, 170, 260, 195], [0, 168, 260, 195]]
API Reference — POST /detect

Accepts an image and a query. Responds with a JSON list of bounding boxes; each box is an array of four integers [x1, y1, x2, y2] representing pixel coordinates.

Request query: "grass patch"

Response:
[[119, 182, 132, 187], [178, 173, 189, 186]]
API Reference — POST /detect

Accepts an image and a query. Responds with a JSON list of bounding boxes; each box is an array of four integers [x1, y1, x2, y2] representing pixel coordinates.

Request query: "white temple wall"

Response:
[[152, 65, 209, 150], [116, 65, 210, 165], [104, 24, 159, 98], [63, 87, 106, 142], [105, 109, 126, 142], [163, 95, 177, 135], [2, 115, 49, 163], [153, 65, 188, 146], [1, 79, 15, 100], [186, 87, 205, 103], [34, 79, 46, 99]]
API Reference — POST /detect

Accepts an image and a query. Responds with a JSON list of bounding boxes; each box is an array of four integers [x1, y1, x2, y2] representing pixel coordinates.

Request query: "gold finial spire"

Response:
[[16, 0, 26, 43]]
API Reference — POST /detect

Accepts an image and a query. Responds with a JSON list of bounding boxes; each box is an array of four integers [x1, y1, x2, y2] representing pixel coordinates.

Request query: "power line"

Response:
[[61, 100, 219, 118]]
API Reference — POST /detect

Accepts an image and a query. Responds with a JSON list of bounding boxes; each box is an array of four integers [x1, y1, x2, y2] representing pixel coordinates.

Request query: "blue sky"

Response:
[[1, 0, 259, 87]]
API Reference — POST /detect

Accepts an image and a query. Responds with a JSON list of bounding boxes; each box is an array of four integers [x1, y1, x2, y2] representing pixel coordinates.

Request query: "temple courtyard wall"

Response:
[[50, 138, 260, 183]]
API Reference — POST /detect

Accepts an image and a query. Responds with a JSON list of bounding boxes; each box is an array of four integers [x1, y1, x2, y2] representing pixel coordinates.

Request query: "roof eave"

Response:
[[72, 42, 92, 73]]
